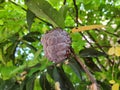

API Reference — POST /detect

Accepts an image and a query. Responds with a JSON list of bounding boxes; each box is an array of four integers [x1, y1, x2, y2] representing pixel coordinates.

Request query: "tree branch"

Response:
[[80, 32, 94, 48], [104, 30, 119, 37], [73, 0, 78, 27], [9, 0, 27, 11], [63, 0, 66, 5], [71, 48, 100, 90], [86, 31, 113, 65]]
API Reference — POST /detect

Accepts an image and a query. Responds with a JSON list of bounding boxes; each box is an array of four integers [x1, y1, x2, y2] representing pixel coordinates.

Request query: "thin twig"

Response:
[[114, 24, 120, 32], [9, 0, 27, 11], [79, 32, 107, 71], [63, 0, 66, 5], [104, 30, 119, 37], [86, 31, 113, 65], [80, 32, 94, 48], [95, 58, 107, 71], [96, 29, 119, 37], [87, 31, 105, 53], [73, 0, 78, 27]]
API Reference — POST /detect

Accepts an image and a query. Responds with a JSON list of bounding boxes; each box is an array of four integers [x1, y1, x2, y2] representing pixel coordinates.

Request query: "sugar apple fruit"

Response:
[[41, 28, 71, 63]]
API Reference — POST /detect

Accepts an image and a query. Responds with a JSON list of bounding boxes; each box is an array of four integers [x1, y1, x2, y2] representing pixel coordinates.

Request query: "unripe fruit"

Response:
[[41, 28, 71, 63]]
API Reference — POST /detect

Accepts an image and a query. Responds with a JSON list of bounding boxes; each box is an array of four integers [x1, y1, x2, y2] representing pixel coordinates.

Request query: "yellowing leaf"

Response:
[[109, 80, 115, 84], [72, 25, 105, 33], [112, 83, 119, 90], [108, 46, 120, 56], [108, 47, 115, 55], [115, 47, 120, 56], [55, 82, 61, 90]]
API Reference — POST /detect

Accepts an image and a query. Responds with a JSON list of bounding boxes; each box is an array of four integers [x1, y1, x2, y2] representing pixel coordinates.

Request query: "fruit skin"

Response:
[[41, 28, 71, 63]]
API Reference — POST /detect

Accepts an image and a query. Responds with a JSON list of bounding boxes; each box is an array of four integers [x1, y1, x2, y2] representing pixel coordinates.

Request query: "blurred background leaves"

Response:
[[0, 0, 120, 90]]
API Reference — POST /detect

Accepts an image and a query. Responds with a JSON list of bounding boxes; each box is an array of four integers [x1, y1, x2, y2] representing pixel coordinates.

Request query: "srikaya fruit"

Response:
[[41, 28, 71, 63]]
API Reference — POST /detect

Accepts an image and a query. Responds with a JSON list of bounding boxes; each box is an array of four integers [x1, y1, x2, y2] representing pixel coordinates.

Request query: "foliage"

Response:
[[0, 0, 120, 90]]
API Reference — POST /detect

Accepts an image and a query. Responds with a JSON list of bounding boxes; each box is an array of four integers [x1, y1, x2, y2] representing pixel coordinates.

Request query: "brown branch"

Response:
[[63, 0, 66, 5], [71, 49, 100, 90], [73, 0, 78, 27]]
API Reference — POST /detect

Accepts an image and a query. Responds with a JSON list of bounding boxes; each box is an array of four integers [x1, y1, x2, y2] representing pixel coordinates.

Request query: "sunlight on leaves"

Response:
[[0, 20, 3, 25], [72, 25, 105, 33]]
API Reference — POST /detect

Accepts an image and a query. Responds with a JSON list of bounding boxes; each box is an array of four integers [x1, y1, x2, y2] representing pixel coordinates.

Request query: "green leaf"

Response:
[[76, 0, 92, 4], [79, 48, 107, 57], [19, 74, 36, 90], [83, 57, 101, 72], [71, 33, 85, 53], [0, 66, 16, 80], [48, 66, 75, 90], [26, 9, 36, 31], [0, 78, 18, 90], [97, 80, 111, 90], [5, 41, 19, 61], [0, 49, 6, 65], [10, 64, 26, 76], [34, 78, 41, 90], [26, 0, 65, 28], [22, 31, 40, 42], [0, 0, 4, 4], [33, 49, 42, 61], [39, 73, 52, 90], [69, 58, 83, 80], [26, 75, 36, 90], [53, 67, 74, 90], [59, 5, 68, 21], [115, 0, 120, 9], [27, 63, 41, 76], [0, 20, 3, 25]]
